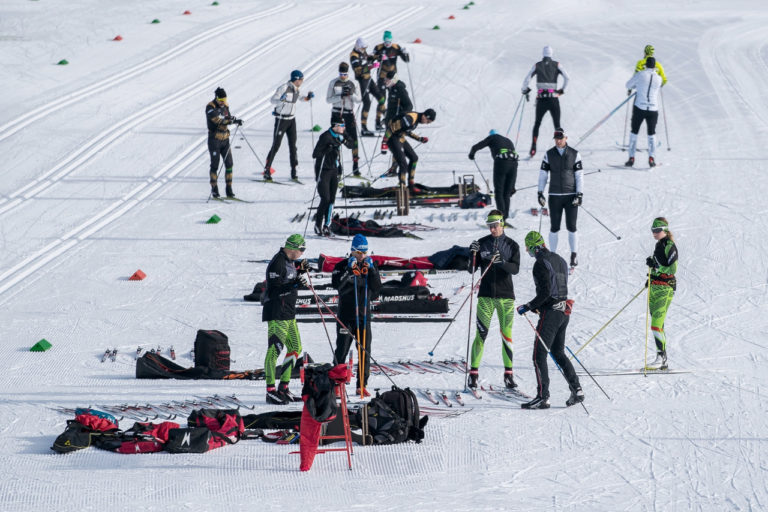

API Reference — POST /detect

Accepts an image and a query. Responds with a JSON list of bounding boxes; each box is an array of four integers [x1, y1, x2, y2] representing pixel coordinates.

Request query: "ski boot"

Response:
[[266, 386, 287, 405], [355, 387, 371, 398], [529, 137, 537, 158], [566, 387, 584, 407], [361, 126, 375, 137], [211, 185, 220, 198], [648, 156, 656, 168], [353, 158, 361, 176], [503, 370, 517, 389], [570, 252, 578, 268], [468, 369, 479, 389], [313, 224, 322, 236], [624, 157, 635, 167], [375, 120, 384, 131], [262, 169, 273, 182], [278, 382, 300, 402], [648, 350, 667, 370], [225, 184, 235, 198], [381, 139, 389, 154], [321, 225, 331, 237], [521, 395, 550, 409], [409, 180, 422, 195], [290, 168, 298, 180]]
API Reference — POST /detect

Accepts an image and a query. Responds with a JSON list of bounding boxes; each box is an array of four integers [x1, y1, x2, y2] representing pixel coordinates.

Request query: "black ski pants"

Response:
[[532, 308, 580, 398], [356, 77, 384, 127], [630, 106, 659, 135], [493, 158, 518, 220], [548, 194, 578, 233], [334, 318, 372, 387], [315, 170, 339, 229], [388, 136, 418, 185], [532, 97, 561, 140], [208, 136, 233, 184], [265, 117, 298, 172]]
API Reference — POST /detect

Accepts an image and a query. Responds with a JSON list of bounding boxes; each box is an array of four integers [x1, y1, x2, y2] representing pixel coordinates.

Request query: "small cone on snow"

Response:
[[212, 1, 219, 4], [151, 18, 161, 24], [113, 35, 123, 41], [432, 25, 440, 30], [448, 15, 455, 19], [463, 5, 470, 9], [269, 167, 276, 175], [469, 1, 475, 4], [129, 269, 147, 281], [413, 38, 422, 43], [30, 339, 52, 352], [206, 214, 221, 224], [312, 124, 322, 132], [183, 10, 191, 15], [57, 59, 69, 65]]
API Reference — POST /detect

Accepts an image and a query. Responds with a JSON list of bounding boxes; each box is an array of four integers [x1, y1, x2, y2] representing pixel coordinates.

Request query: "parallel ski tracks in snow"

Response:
[[0, 3, 294, 144], [0, 5, 424, 298]]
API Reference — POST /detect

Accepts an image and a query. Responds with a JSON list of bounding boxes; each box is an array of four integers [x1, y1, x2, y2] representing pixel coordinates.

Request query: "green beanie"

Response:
[[651, 218, 668, 229], [285, 233, 306, 251], [485, 211, 504, 226], [383, 30, 392, 41], [524, 231, 545, 250], [644, 44, 654, 57]]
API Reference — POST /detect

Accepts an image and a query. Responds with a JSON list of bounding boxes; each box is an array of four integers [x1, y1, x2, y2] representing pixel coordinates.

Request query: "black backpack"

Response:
[[362, 397, 410, 445], [194, 330, 230, 371], [379, 386, 427, 443]]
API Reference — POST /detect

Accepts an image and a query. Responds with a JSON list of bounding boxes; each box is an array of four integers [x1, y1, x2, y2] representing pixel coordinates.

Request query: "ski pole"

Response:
[[660, 88, 671, 151], [538, 198, 544, 233], [463, 251, 477, 390], [361, 275, 368, 397], [310, 98, 316, 148], [579, 205, 621, 240], [570, 285, 645, 358], [644, 267, 651, 377], [355, 104, 371, 173], [621, 96, 631, 148], [427, 253, 497, 357], [574, 92, 636, 148], [303, 184, 317, 238], [472, 160, 492, 194], [566, 346, 611, 400], [207, 125, 240, 203], [354, 273, 361, 387], [515, 96, 526, 148], [522, 313, 589, 415], [238, 128, 266, 169], [405, 59, 416, 109], [505, 94, 525, 137], [305, 273, 336, 363]]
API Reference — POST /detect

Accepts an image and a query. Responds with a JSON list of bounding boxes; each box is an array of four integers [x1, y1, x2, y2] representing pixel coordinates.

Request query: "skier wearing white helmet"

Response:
[[350, 37, 385, 136]]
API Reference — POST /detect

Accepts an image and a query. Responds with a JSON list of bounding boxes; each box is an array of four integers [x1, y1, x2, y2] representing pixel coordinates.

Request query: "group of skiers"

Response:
[[212, 36, 677, 408]]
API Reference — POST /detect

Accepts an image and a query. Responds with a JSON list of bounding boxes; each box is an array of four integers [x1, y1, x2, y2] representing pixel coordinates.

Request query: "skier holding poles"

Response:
[[331, 234, 382, 396], [516, 231, 583, 409], [645, 217, 678, 370], [326, 62, 362, 174], [372, 30, 410, 129], [350, 37, 385, 137], [312, 120, 354, 236], [625, 57, 663, 168], [469, 130, 519, 222], [205, 87, 242, 198], [466, 210, 521, 390]]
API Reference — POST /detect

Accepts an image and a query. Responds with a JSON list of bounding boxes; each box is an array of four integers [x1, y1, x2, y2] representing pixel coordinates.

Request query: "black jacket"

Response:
[[331, 258, 382, 322], [471, 234, 520, 299], [313, 130, 353, 180], [469, 134, 518, 160], [527, 248, 569, 312], [541, 145, 582, 194], [205, 100, 231, 141], [262, 250, 301, 322], [384, 80, 412, 122]]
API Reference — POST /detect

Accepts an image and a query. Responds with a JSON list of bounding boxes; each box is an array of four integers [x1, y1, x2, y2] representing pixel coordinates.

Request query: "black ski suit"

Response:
[[387, 112, 425, 186], [205, 100, 236, 189], [312, 129, 353, 230], [469, 134, 519, 220], [350, 47, 385, 129], [522, 247, 580, 399], [331, 258, 382, 387]]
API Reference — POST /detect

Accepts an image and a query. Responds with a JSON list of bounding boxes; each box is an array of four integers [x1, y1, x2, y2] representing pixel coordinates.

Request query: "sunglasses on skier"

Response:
[[651, 227, 666, 234]]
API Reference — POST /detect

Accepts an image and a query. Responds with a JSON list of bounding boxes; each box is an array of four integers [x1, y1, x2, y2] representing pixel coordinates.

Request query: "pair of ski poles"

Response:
[[505, 94, 527, 147]]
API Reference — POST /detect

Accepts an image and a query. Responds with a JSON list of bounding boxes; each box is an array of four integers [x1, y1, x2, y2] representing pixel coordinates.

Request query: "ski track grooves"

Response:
[[0, 3, 294, 144], [0, 6, 424, 298]]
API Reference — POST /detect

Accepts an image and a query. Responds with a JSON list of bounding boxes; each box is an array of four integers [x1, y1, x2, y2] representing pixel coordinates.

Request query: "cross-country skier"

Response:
[[634, 44, 667, 85], [263, 234, 309, 405], [205, 87, 242, 198], [517, 231, 583, 409], [312, 120, 354, 236], [385, 109, 435, 193], [467, 210, 521, 390], [645, 217, 678, 370], [537, 128, 583, 269], [263, 70, 314, 181], [625, 57, 663, 168], [326, 62, 362, 175], [331, 234, 382, 396], [469, 130, 519, 222], [521, 45, 570, 157], [379, 71, 414, 177], [373, 30, 410, 130], [350, 37, 385, 136]]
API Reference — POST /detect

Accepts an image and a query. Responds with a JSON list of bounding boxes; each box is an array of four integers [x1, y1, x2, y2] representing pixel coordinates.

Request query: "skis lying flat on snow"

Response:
[[481, 385, 533, 402], [454, 392, 465, 406], [606, 163, 662, 171], [575, 368, 690, 376], [439, 391, 453, 408], [421, 389, 440, 405], [251, 179, 294, 186], [466, 387, 482, 400], [419, 405, 472, 418]]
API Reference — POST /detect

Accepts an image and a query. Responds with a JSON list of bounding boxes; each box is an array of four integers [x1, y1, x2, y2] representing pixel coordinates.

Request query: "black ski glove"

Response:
[[537, 192, 546, 207], [572, 193, 583, 206], [646, 256, 658, 269], [468, 152, 475, 160]]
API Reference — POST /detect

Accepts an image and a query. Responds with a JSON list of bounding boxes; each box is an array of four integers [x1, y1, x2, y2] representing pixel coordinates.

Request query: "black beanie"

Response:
[[645, 57, 656, 69], [339, 62, 349, 73], [215, 87, 227, 99], [423, 108, 436, 121]]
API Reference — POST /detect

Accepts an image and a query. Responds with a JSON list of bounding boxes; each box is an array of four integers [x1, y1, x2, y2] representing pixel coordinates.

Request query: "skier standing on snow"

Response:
[[331, 234, 382, 396], [379, 70, 414, 176], [645, 217, 678, 370], [634, 44, 667, 86], [350, 37, 385, 136], [517, 231, 583, 409], [469, 130, 519, 222], [373, 30, 410, 129], [326, 62, 362, 175], [467, 210, 521, 390], [625, 57, 663, 168], [263, 70, 314, 181], [205, 87, 242, 198], [385, 109, 435, 193], [537, 128, 583, 269], [312, 120, 354, 236], [263, 234, 309, 405], [521, 45, 570, 158]]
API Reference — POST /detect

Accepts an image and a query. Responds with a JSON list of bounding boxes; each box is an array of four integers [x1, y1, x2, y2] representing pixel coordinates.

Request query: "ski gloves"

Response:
[[226, 116, 243, 126], [516, 304, 530, 315], [646, 256, 658, 269], [537, 192, 546, 207], [469, 240, 480, 253], [572, 193, 583, 206], [348, 256, 372, 276]]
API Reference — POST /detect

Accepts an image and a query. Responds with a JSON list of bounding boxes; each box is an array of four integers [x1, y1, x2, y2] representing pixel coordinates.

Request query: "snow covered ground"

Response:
[[1, 0, 767, 510]]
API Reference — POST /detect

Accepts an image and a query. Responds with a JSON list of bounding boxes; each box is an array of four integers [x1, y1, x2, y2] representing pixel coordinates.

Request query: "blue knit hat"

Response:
[[290, 69, 304, 81], [350, 234, 368, 252]]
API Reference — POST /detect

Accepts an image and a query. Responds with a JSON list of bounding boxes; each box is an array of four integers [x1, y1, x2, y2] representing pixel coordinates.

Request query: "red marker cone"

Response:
[[413, 38, 422, 43], [113, 35, 123, 41]]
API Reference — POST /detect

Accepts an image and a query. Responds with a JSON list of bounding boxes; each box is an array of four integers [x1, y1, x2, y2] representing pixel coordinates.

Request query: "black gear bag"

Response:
[[194, 330, 230, 371]]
